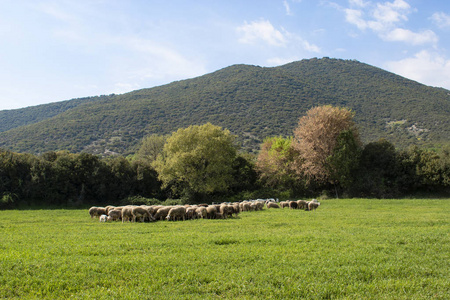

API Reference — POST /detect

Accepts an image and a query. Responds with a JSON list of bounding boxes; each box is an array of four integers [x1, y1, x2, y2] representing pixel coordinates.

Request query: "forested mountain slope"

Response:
[[0, 57, 449, 155]]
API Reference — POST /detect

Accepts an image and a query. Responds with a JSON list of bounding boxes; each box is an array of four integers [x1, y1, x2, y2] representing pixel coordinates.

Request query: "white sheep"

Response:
[[99, 214, 108, 222]]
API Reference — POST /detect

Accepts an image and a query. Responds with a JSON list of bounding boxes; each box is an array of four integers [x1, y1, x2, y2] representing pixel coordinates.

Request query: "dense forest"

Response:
[[1, 58, 449, 155]]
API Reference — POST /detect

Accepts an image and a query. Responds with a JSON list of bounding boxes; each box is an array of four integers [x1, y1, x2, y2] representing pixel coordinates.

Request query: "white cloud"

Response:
[[345, 8, 368, 30], [385, 50, 450, 89], [431, 12, 450, 29], [343, 0, 437, 46], [382, 28, 438, 45], [237, 19, 287, 47]]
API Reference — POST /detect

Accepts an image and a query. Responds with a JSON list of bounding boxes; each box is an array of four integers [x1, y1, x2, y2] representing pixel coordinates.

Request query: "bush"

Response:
[[120, 196, 162, 206]]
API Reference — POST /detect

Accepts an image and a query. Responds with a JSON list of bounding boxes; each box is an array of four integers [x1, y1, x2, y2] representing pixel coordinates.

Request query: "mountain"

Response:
[[0, 57, 449, 155]]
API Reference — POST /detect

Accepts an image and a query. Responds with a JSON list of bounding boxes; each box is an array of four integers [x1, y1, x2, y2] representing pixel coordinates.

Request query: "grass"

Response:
[[0, 199, 449, 299]]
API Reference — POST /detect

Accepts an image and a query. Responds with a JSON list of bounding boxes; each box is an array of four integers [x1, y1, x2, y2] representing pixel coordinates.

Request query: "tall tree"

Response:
[[152, 123, 238, 201], [292, 105, 360, 184], [256, 136, 299, 189]]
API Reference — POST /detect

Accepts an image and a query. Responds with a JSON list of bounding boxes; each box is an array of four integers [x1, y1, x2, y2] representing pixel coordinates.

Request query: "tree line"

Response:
[[1, 106, 449, 209]]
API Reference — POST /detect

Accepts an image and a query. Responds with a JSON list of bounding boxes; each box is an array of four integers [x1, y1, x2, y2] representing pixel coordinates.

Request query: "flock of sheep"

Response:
[[89, 199, 321, 223]]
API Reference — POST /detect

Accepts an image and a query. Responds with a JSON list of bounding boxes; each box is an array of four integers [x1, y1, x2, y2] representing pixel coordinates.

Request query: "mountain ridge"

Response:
[[1, 57, 449, 155]]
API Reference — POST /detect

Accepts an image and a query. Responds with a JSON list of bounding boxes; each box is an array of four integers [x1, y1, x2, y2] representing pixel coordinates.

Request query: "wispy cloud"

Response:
[[431, 12, 450, 29], [283, 1, 293, 16]]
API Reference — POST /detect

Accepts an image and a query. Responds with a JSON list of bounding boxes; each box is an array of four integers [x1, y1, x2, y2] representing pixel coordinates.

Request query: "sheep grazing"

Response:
[[266, 202, 280, 209], [99, 214, 108, 222], [89, 206, 107, 218], [206, 205, 217, 219], [132, 206, 154, 222], [220, 204, 232, 218], [308, 200, 321, 211], [241, 202, 251, 212], [166, 206, 186, 221], [289, 201, 298, 209], [297, 200, 308, 210], [154, 206, 172, 221], [195, 207, 207, 219], [185, 207, 197, 220], [280, 201, 289, 209], [121, 206, 134, 223], [231, 203, 241, 216], [107, 209, 122, 221]]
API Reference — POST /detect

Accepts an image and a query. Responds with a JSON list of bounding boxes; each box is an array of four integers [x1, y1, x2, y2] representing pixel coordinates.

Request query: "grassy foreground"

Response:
[[0, 199, 449, 299]]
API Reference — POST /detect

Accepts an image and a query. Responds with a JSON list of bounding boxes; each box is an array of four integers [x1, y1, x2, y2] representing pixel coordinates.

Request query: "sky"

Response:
[[1, 0, 450, 110]]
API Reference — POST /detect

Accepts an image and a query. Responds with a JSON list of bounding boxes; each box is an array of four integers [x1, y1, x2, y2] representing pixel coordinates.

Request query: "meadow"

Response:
[[0, 199, 448, 299]]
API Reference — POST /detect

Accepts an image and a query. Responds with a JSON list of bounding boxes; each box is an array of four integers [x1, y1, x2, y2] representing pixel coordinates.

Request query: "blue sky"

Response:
[[1, 0, 449, 110]]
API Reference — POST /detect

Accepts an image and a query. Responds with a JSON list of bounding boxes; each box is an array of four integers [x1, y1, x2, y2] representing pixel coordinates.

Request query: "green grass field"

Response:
[[1, 199, 449, 299]]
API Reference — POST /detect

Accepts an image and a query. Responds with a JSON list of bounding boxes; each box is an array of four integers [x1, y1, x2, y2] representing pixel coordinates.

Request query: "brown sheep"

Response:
[[279, 201, 288, 209], [232, 203, 241, 216], [132, 206, 154, 222], [89, 206, 107, 218], [308, 201, 320, 211], [220, 204, 232, 218], [154, 206, 172, 221], [185, 207, 197, 220], [241, 202, 251, 212], [289, 201, 298, 209], [266, 202, 280, 209], [297, 200, 308, 210], [107, 209, 122, 221], [166, 206, 186, 221]]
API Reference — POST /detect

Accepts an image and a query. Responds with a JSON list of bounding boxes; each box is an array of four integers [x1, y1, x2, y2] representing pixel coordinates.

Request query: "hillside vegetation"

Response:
[[1, 58, 449, 155]]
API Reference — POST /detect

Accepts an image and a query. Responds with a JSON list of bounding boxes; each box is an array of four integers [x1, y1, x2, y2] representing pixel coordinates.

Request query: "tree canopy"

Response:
[[292, 105, 361, 183], [152, 123, 238, 200]]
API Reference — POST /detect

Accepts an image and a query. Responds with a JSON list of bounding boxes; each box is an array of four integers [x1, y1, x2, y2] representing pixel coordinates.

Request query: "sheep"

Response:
[[166, 206, 186, 221], [89, 206, 107, 218], [195, 207, 207, 219], [132, 206, 154, 222], [266, 202, 280, 209], [297, 200, 308, 210], [105, 205, 116, 215], [308, 201, 320, 211], [241, 202, 251, 212], [280, 201, 289, 209], [107, 209, 122, 221], [220, 204, 232, 218], [231, 203, 241, 216], [206, 205, 217, 219], [121, 206, 134, 223], [185, 207, 197, 220], [154, 206, 172, 221], [257, 201, 265, 211], [99, 214, 108, 222], [289, 201, 298, 209]]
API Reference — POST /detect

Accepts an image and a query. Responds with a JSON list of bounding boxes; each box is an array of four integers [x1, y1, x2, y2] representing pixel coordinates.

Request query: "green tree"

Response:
[[256, 136, 300, 191], [153, 123, 238, 202], [135, 134, 167, 163], [326, 129, 362, 195]]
